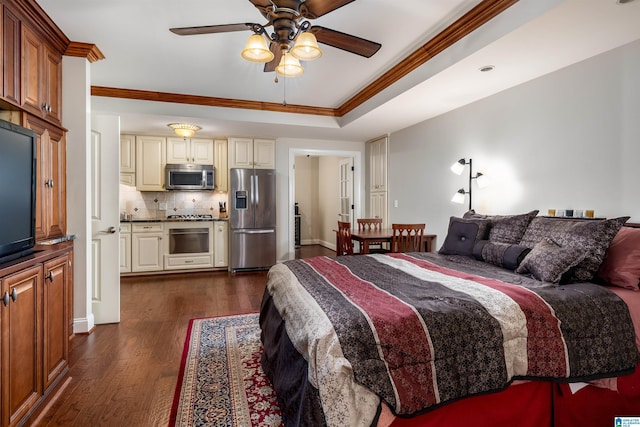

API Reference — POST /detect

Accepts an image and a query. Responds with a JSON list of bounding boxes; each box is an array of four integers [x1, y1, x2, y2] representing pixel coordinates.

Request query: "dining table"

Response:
[[348, 228, 437, 254]]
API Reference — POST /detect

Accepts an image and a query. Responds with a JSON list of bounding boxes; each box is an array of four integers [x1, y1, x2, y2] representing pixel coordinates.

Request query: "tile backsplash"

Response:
[[120, 184, 228, 219]]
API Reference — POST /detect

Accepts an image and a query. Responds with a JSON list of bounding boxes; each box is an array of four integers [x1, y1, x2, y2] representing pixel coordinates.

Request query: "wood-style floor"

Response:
[[34, 244, 334, 427]]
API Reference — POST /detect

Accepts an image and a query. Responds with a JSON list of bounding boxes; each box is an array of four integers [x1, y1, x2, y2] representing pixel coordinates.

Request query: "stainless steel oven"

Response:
[[164, 220, 214, 270]]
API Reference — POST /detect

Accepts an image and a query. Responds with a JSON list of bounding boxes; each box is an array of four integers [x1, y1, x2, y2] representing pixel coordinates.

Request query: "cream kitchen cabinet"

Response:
[[120, 134, 136, 186], [119, 223, 132, 273], [214, 221, 229, 268], [135, 136, 166, 191], [369, 136, 387, 192], [370, 190, 388, 228], [214, 139, 228, 192], [131, 222, 164, 272], [229, 137, 275, 169], [166, 137, 214, 165]]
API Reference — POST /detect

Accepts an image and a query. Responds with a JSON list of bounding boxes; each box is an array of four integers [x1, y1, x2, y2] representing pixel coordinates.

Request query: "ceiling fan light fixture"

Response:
[[290, 32, 323, 61], [167, 123, 201, 138], [275, 53, 304, 78], [241, 34, 274, 63]]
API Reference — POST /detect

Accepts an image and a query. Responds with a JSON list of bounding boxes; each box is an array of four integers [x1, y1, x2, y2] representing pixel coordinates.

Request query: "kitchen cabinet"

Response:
[[131, 222, 164, 272], [370, 191, 388, 227], [24, 114, 66, 240], [369, 136, 387, 192], [135, 136, 166, 191], [2, 5, 21, 105], [21, 24, 62, 125], [120, 134, 136, 186], [214, 221, 229, 268], [119, 223, 132, 273], [167, 137, 214, 165], [0, 243, 72, 427], [214, 139, 228, 192], [229, 137, 275, 169]]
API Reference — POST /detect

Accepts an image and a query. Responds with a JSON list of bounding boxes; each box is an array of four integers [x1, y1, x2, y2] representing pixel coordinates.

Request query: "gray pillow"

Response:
[[519, 216, 629, 282], [516, 238, 586, 283], [464, 210, 539, 244], [439, 217, 490, 257], [474, 240, 531, 270]]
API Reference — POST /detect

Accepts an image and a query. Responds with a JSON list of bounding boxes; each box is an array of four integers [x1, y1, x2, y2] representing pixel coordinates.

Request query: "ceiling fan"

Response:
[[169, 0, 382, 76]]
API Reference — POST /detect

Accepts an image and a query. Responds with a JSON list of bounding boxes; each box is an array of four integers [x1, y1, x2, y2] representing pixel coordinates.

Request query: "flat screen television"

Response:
[[0, 118, 37, 264]]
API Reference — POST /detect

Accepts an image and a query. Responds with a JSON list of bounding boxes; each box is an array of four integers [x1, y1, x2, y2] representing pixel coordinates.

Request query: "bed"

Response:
[[260, 213, 640, 426]]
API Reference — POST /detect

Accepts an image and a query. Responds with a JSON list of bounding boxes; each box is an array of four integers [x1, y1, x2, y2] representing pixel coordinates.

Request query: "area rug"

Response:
[[169, 313, 283, 427]]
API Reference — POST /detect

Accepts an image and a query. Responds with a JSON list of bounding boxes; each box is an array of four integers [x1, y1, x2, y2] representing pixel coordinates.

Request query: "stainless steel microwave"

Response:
[[165, 163, 215, 190]]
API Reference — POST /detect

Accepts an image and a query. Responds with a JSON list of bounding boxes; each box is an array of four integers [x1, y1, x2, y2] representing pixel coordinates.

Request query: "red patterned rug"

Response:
[[169, 313, 283, 426]]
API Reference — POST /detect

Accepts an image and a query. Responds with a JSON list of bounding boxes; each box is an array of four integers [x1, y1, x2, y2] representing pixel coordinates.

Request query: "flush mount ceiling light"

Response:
[[169, 1, 382, 79], [167, 123, 201, 138]]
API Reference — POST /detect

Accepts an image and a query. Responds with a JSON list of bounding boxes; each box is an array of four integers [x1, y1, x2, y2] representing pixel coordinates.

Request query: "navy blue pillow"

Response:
[[439, 217, 489, 257]]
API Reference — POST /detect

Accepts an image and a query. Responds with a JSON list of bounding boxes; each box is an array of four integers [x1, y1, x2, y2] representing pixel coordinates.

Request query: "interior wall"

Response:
[[388, 39, 640, 244]]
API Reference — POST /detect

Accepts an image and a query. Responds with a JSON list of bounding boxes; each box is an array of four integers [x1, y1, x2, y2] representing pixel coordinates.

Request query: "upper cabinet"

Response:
[[214, 139, 228, 192], [369, 136, 387, 192], [2, 5, 21, 104], [136, 136, 166, 191], [21, 25, 62, 125], [229, 137, 275, 169], [120, 134, 136, 186], [166, 137, 214, 165]]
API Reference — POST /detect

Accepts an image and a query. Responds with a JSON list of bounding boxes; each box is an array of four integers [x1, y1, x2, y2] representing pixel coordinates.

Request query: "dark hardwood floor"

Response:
[[35, 244, 334, 427]]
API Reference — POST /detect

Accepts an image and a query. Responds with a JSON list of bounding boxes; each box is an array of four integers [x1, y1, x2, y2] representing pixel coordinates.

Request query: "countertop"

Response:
[[120, 218, 228, 223]]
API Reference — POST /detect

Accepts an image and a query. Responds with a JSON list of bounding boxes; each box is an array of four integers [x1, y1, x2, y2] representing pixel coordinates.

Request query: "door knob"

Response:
[[102, 226, 117, 234]]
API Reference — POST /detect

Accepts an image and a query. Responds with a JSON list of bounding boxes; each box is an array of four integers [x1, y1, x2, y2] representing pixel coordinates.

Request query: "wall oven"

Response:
[[164, 221, 214, 270]]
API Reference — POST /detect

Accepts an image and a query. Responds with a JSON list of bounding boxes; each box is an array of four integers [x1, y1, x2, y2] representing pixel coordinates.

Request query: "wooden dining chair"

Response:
[[391, 223, 425, 253], [336, 221, 354, 256], [357, 218, 389, 253]]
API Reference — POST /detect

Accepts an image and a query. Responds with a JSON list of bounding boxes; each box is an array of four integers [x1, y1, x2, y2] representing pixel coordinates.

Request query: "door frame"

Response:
[[288, 148, 362, 257]]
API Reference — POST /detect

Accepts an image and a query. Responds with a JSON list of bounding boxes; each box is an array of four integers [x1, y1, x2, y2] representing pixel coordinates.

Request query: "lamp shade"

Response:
[[290, 32, 322, 61], [275, 53, 304, 77], [451, 189, 466, 204], [476, 172, 490, 188], [241, 34, 274, 63], [450, 159, 466, 175], [167, 123, 201, 138]]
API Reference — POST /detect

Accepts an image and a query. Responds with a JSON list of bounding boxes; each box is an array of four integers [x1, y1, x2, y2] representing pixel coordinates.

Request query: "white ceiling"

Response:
[[37, 0, 640, 141]]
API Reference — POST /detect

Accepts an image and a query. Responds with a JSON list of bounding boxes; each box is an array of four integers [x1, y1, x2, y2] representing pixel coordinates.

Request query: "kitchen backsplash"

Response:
[[120, 184, 228, 219]]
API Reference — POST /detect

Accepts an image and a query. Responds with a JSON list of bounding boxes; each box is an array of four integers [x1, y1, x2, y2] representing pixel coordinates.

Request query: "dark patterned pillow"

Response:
[[464, 210, 539, 244], [519, 216, 629, 282], [474, 240, 531, 270], [438, 217, 490, 257], [516, 238, 586, 283]]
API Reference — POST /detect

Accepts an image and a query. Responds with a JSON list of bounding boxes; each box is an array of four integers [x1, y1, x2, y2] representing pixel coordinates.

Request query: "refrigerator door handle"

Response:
[[232, 229, 274, 234], [254, 174, 259, 206]]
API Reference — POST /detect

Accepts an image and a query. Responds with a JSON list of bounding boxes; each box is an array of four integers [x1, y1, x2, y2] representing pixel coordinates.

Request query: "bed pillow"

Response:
[[464, 210, 539, 244], [516, 238, 586, 283], [596, 227, 640, 291], [519, 216, 629, 282], [439, 217, 490, 257], [474, 240, 531, 270]]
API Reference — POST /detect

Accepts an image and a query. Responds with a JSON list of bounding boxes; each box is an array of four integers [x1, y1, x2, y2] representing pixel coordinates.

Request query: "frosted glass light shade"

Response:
[[167, 123, 201, 138], [450, 159, 466, 175], [241, 34, 274, 63], [275, 53, 304, 77], [451, 189, 466, 204], [290, 32, 322, 61]]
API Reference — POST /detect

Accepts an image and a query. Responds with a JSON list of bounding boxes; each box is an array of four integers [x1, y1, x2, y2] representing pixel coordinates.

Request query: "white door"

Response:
[[91, 115, 121, 324], [338, 158, 354, 225]]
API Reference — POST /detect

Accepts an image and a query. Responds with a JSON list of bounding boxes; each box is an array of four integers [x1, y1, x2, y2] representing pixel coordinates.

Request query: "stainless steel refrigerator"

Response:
[[229, 168, 276, 272]]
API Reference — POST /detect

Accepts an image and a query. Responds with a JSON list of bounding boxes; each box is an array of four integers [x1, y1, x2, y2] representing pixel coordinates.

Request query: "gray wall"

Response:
[[388, 39, 640, 244]]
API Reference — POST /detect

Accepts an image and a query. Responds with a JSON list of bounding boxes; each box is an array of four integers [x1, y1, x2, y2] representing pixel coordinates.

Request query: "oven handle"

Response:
[[232, 229, 274, 234], [169, 229, 209, 235]]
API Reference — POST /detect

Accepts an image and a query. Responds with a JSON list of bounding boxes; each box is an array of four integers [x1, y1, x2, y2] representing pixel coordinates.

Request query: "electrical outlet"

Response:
[[394, 200, 399, 208], [159, 202, 167, 211]]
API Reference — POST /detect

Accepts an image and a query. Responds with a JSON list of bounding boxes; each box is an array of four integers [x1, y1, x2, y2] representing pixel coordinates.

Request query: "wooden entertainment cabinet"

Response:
[[0, 0, 74, 425]]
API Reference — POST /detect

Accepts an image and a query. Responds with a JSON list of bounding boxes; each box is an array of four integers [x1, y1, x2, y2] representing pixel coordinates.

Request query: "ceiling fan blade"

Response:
[[264, 43, 283, 72], [170, 23, 253, 36], [310, 26, 381, 58], [247, 0, 273, 20], [301, 0, 355, 18]]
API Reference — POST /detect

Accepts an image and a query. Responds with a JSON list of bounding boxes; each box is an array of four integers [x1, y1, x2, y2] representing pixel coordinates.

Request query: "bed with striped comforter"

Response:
[[259, 252, 638, 427]]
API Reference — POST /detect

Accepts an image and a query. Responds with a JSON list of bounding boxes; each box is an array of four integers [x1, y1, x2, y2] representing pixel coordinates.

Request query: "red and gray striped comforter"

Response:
[[260, 252, 638, 426]]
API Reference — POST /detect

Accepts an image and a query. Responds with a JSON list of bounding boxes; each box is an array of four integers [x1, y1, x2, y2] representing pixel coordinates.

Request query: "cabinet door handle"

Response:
[[47, 272, 55, 282], [2, 291, 9, 307], [10, 288, 17, 303]]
